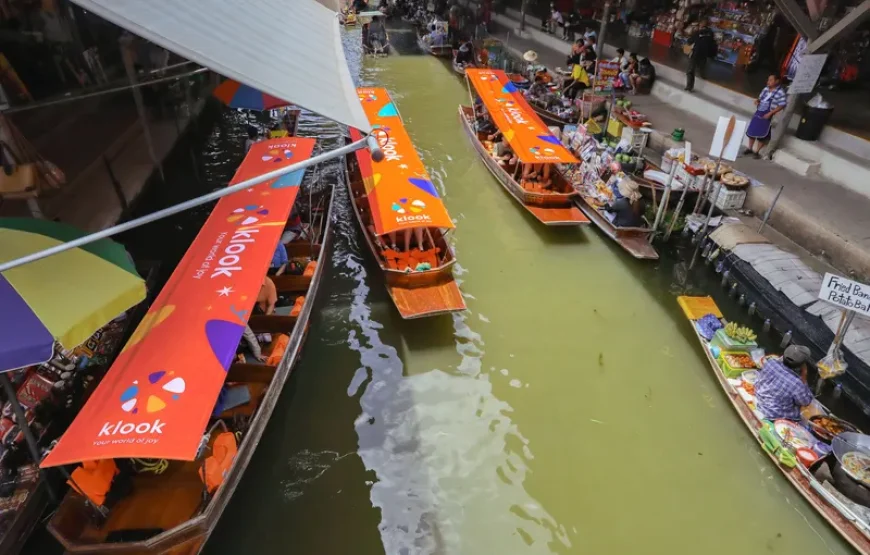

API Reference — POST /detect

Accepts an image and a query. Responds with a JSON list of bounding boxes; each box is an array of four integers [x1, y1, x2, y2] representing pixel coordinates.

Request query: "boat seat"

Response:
[[272, 273, 312, 293], [249, 314, 298, 333]]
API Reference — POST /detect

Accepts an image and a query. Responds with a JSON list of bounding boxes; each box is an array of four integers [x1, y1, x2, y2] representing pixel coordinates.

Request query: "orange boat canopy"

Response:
[[352, 87, 455, 236], [465, 68, 578, 165], [40, 138, 316, 468]]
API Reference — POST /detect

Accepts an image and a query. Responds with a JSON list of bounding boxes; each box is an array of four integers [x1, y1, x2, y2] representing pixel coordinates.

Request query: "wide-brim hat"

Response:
[[523, 50, 539, 62]]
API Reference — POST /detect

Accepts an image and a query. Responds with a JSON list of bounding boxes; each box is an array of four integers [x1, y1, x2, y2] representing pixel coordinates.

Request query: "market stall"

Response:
[[652, 1, 773, 69], [0, 310, 142, 552]]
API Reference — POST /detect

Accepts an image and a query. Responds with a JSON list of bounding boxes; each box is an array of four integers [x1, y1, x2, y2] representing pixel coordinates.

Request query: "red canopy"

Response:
[[41, 137, 316, 467]]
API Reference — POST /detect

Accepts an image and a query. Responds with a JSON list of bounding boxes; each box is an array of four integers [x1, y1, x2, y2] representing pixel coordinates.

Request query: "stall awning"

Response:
[[465, 69, 578, 164], [351, 88, 454, 235], [68, 0, 370, 132], [41, 138, 316, 468]]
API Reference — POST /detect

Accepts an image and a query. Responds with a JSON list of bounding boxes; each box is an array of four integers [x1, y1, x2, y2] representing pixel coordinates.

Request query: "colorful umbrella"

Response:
[[0, 218, 146, 372], [213, 79, 290, 110]]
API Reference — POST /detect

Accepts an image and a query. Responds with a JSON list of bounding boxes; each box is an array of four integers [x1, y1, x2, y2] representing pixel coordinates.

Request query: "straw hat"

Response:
[[523, 50, 539, 62]]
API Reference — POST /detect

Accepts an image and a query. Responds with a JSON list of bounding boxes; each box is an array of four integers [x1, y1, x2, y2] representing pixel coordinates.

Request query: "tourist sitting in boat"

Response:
[[475, 112, 496, 135], [491, 134, 517, 167], [269, 241, 289, 276], [523, 163, 552, 187], [240, 324, 267, 363], [755, 344, 815, 421], [454, 40, 475, 67], [604, 178, 645, 227]]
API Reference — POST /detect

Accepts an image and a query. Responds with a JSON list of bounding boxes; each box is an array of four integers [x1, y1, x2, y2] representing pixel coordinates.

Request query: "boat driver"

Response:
[[755, 344, 815, 421]]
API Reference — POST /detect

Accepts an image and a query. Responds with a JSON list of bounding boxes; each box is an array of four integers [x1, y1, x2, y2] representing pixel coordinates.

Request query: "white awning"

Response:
[[70, 0, 370, 132]]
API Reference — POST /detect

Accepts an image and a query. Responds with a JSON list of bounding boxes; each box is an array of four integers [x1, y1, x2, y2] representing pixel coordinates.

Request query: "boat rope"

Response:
[[0, 135, 377, 273], [4, 67, 210, 114], [132, 458, 169, 475]]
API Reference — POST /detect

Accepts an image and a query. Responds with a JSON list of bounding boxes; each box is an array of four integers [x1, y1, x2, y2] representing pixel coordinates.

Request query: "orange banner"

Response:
[[465, 69, 578, 164], [353, 87, 454, 235], [41, 138, 316, 467]]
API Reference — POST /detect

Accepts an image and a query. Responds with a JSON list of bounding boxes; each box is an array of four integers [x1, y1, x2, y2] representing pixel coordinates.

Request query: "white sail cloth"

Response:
[[70, 0, 370, 132]]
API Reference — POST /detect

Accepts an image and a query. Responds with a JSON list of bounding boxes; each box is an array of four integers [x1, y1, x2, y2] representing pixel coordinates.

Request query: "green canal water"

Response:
[[198, 34, 853, 555], [23, 28, 855, 555]]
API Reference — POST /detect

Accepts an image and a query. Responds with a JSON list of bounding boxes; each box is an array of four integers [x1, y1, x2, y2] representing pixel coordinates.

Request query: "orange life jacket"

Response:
[[198, 432, 238, 494], [69, 459, 118, 506]]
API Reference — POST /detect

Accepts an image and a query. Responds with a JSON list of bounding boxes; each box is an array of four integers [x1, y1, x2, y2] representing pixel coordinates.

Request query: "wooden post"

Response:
[[649, 163, 676, 240], [103, 155, 128, 212]]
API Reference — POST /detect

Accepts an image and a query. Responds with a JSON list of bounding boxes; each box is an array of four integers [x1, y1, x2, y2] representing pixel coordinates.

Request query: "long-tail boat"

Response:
[[573, 188, 658, 260], [679, 296, 870, 555], [346, 87, 465, 319], [459, 68, 588, 226], [40, 137, 335, 554], [417, 22, 452, 57]]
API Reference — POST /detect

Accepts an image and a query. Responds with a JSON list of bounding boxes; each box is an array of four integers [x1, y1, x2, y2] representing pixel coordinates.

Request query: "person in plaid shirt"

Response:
[[755, 344, 815, 421]]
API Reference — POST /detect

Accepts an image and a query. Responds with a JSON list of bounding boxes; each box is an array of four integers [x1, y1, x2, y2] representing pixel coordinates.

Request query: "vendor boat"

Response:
[[460, 68, 588, 226], [573, 194, 657, 259], [417, 29, 452, 57], [346, 87, 465, 319], [502, 72, 575, 129], [41, 137, 336, 554], [360, 11, 390, 56], [678, 296, 870, 555]]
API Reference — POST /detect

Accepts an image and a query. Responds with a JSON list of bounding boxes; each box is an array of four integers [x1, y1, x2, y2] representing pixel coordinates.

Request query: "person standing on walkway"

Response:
[[685, 21, 716, 92], [548, 4, 563, 34], [744, 74, 787, 158]]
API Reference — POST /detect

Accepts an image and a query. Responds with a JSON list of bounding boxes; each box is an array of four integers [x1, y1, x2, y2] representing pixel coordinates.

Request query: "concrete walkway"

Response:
[[490, 26, 870, 281]]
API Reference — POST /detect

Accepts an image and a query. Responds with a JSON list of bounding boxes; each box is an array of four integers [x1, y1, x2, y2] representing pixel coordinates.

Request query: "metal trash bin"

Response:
[[796, 104, 834, 141]]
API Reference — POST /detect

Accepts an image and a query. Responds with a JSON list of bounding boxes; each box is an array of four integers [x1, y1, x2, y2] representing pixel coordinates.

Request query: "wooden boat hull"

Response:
[[458, 105, 588, 226], [47, 188, 337, 554], [573, 196, 658, 259], [679, 297, 870, 555], [344, 140, 466, 319], [530, 103, 573, 129], [388, 278, 465, 319]]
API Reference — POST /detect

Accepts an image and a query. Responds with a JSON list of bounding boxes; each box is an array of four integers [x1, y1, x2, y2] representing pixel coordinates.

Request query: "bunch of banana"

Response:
[[724, 322, 757, 343]]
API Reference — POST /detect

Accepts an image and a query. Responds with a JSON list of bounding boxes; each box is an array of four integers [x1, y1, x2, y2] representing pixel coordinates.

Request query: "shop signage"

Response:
[[789, 54, 828, 95], [594, 61, 620, 93], [819, 273, 870, 317]]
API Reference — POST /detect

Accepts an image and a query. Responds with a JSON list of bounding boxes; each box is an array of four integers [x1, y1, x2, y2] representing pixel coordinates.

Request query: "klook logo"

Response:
[[100, 371, 186, 438], [391, 198, 426, 214], [227, 204, 269, 226], [119, 370, 186, 415]]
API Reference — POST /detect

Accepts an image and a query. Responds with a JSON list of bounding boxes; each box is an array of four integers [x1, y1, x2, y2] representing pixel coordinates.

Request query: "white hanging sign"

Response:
[[819, 273, 870, 317]]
